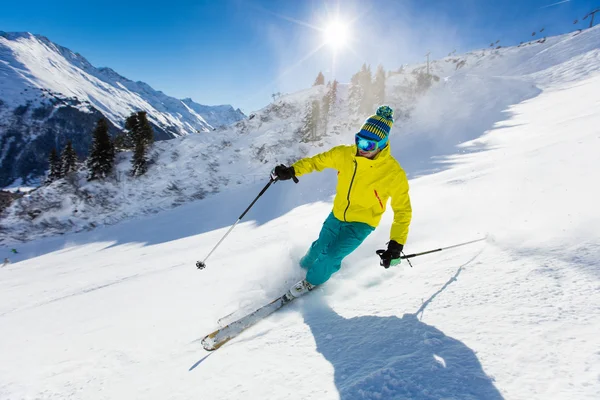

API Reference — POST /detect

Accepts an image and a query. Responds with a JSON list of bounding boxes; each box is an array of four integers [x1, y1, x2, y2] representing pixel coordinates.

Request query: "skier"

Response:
[[272, 105, 412, 298]]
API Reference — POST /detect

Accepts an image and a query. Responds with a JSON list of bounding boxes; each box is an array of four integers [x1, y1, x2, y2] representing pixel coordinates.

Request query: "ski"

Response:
[[201, 280, 316, 351], [201, 293, 294, 351]]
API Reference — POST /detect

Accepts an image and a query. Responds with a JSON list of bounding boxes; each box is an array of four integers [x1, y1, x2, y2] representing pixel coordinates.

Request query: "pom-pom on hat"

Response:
[[358, 105, 394, 148]]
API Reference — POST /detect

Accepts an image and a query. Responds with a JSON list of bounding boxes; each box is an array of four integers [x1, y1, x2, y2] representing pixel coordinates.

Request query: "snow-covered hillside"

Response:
[[2, 27, 599, 246], [0, 31, 245, 186], [1, 25, 599, 399]]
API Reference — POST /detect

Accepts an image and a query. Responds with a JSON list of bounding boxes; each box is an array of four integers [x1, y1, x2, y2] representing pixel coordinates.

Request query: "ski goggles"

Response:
[[355, 134, 387, 152]]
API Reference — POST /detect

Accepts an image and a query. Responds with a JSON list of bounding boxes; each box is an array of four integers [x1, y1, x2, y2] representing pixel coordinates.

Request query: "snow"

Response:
[[1, 27, 600, 399]]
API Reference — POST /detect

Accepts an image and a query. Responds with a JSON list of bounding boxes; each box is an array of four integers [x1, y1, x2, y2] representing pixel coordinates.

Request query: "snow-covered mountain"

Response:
[[180, 98, 245, 128], [0, 26, 599, 400], [0, 31, 246, 187], [1, 27, 599, 247]]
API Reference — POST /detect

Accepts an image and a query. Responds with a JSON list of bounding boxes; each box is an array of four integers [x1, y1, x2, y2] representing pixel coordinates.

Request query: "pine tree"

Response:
[[359, 63, 373, 114], [326, 80, 339, 111], [320, 80, 339, 135], [323, 81, 332, 109], [313, 71, 325, 86], [130, 111, 154, 176], [131, 141, 147, 176], [348, 71, 363, 114], [137, 111, 154, 147], [122, 113, 140, 149], [311, 100, 321, 141], [330, 79, 338, 106], [299, 100, 322, 142], [87, 118, 115, 180], [321, 95, 330, 136], [46, 148, 62, 183], [61, 140, 78, 176], [120, 111, 155, 176], [373, 64, 386, 105]]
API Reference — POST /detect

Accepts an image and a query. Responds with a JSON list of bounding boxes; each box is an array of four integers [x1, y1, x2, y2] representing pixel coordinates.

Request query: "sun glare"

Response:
[[323, 19, 350, 50]]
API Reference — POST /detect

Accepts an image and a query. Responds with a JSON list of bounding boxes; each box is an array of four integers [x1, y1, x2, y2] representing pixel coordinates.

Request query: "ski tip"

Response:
[[202, 330, 233, 351], [201, 334, 230, 351], [202, 341, 217, 351], [201, 331, 217, 351]]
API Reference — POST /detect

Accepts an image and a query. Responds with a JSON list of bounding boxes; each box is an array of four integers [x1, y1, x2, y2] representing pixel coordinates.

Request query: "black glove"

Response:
[[376, 240, 404, 268], [271, 164, 296, 181]]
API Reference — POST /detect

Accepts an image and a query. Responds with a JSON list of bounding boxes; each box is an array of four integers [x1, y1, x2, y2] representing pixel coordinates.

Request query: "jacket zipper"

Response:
[[344, 160, 358, 221]]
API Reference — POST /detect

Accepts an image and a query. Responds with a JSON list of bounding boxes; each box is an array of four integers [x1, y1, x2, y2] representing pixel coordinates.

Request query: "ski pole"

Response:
[[401, 237, 487, 260], [196, 174, 299, 270]]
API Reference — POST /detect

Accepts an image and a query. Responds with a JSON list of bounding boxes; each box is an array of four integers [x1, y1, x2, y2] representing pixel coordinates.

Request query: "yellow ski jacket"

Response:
[[292, 144, 412, 244]]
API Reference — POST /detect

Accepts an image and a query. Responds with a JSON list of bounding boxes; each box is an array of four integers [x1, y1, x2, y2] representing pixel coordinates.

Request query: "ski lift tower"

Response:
[[583, 8, 600, 28]]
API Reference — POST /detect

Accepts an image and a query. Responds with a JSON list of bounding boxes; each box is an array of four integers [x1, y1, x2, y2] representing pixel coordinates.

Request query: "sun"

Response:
[[323, 19, 350, 50]]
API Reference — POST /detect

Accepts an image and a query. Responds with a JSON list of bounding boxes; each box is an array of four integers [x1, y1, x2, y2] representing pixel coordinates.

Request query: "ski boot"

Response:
[[283, 279, 316, 303]]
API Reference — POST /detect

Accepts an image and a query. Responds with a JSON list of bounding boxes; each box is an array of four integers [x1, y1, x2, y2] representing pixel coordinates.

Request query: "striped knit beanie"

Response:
[[358, 105, 394, 148]]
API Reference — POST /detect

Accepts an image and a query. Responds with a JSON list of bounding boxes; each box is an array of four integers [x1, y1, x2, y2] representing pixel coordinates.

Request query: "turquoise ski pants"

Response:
[[300, 213, 375, 286]]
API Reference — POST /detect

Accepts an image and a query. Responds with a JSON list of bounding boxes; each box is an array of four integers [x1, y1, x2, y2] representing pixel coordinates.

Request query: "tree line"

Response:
[[306, 62, 441, 143], [302, 63, 387, 142], [46, 111, 155, 184]]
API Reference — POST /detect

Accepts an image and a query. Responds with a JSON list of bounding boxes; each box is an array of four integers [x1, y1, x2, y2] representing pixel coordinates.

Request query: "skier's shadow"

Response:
[[301, 268, 504, 399]]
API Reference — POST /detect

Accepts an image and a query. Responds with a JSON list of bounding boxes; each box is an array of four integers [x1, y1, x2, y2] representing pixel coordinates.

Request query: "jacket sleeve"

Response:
[[291, 145, 345, 177], [389, 171, 412, 245]]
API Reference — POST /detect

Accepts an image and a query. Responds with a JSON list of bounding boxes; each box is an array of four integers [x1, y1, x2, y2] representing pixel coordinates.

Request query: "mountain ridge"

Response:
[[0, 31, 246, 186]]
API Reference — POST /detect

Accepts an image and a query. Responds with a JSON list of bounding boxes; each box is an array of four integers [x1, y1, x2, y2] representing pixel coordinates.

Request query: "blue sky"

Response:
[[1, 0, 598, 113]]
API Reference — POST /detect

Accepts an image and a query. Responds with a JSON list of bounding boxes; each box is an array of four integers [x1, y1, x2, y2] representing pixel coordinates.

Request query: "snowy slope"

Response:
[[0, 27, 600, 399], [0, 84, 333, 244]]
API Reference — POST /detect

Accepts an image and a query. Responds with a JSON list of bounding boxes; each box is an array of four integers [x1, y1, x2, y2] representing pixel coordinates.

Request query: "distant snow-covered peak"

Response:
[[0, 32, 245, 135], [181, 98, 246, 127]]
